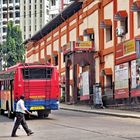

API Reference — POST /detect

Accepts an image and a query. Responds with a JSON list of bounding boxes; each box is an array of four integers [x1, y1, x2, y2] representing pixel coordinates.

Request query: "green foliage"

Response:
[[1, 21, 25, 68]]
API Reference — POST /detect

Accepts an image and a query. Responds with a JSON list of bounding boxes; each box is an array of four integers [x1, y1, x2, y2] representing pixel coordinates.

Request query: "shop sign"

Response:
[[63, 41, 94, 54], [131, 60, 137, 89], [115, 43, 123, 58], [115, 63, 129, 99], [75, 41, 93, 51], [131, 59, 140, 97], [123, 39, 135, 55], [80, 71, 90, 100]]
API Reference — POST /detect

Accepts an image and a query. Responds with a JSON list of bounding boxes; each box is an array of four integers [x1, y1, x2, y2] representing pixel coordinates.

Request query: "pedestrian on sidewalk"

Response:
[[11, 95, 34, 137]]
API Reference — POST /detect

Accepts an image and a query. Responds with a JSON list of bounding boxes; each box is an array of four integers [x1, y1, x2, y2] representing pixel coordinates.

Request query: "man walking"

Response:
[[11, 95, 34, 137]]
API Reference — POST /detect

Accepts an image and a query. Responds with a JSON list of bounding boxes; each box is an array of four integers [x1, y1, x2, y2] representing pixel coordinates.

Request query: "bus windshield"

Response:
[[22, 68, 53, 80]]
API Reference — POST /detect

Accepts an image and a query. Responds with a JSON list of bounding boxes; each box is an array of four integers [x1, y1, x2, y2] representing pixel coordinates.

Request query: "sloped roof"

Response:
[[24, 1, 83, 44]]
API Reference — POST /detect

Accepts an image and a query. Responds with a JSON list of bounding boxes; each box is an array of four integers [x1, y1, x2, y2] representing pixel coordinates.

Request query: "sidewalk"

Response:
[[60, 103, 140, 119]]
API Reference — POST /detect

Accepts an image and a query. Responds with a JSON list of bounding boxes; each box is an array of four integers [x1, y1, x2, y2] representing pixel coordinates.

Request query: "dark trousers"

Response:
[[11, 112, 31, 136]]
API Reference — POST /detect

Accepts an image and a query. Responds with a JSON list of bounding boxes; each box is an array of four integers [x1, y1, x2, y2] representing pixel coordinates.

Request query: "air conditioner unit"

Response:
[[116, 26, 125, 37]]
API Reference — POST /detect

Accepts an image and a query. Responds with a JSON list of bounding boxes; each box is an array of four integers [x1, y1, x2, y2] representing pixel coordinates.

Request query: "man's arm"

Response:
[[20, 101, 32, 115], [25, 110, 32, 115]]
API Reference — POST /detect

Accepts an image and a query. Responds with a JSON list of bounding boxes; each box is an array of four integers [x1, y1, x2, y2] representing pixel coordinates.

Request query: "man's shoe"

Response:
[[11, 135, 18, 137], [27, 132, 34, 136]]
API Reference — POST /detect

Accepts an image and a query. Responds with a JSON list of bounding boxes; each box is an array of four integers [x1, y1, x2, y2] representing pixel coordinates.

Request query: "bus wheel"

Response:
[[37, 110, 50, 118], [44, 114, 49, 118], [44, 109, 50, 118], [37, 110, 44, 118]]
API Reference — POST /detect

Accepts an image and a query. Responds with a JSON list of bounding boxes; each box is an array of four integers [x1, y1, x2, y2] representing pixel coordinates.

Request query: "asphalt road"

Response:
[[0, 109, 140, 140]]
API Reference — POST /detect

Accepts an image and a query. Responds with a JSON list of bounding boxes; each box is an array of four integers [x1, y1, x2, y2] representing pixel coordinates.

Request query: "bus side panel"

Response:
[[51, 69, 60, 100]]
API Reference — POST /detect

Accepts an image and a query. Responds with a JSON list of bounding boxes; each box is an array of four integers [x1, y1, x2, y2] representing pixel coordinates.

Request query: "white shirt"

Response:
[[16, 99, 27, 114]]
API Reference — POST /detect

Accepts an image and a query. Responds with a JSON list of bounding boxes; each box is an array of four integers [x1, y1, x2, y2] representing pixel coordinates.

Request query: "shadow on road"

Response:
[[0, 114, 56, 123], [27, 116, 56, 121], [0, 115, 12, 123], [0, 136, 11, 139]]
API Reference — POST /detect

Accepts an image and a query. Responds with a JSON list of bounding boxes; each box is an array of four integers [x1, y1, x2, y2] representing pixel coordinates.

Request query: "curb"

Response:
[[60, 107, 140, 119]]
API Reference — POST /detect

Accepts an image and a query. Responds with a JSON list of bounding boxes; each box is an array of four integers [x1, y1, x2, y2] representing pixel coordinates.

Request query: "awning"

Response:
[[114, 10, 128, 21], [100, 19, 112, 29], [102, 68, 112, 76], [84, 28, 94, 35], [131, 0, 140, 12]]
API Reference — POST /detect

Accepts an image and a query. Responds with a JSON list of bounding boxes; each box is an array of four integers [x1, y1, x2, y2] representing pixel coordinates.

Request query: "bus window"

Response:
[[22, 68, 53, 80]]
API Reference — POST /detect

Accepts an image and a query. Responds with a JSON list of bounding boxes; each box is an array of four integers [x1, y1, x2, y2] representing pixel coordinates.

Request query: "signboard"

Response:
[[82, 71, 89, 96], [130, 40, 140, 97], [131, 60, 137, 89], [123, 39, 135, 55], [75, 41, 93, 51], [131, 59, 140, 97], [115, 63, 129, 99], [115, 39, 135, 60], [80, 71, 90, 100], [62, 41, 93, 54], [115, 43, 124, 58]]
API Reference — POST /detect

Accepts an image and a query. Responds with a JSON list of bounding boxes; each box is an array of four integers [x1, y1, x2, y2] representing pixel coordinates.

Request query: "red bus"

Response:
[[0, 63, 60, 118]]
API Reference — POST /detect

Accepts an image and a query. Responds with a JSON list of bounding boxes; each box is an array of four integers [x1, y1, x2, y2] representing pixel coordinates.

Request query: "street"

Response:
[[0, 109, 140, 140]]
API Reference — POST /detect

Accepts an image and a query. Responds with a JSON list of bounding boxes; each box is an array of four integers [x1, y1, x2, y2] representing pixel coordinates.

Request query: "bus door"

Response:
[[10, 80, 14, 112]]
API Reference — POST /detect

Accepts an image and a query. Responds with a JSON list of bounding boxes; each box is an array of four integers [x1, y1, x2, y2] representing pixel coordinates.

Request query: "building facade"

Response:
[[25, 0, 140, 107], [20, 0, 50, 41], [0, 0, 72, 43], [49, 0, 72, 20], [0, 0, 20, 43]]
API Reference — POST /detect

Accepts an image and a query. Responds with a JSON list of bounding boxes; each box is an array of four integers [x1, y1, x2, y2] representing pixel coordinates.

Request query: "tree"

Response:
[[2, 21, 25, 68]]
